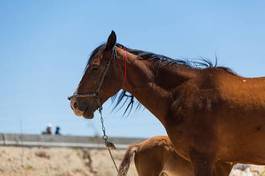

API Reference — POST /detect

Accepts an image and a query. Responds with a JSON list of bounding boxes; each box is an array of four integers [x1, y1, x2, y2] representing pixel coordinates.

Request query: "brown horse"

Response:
[[118, 136, 233, 176], [69, 31, 265, 176]]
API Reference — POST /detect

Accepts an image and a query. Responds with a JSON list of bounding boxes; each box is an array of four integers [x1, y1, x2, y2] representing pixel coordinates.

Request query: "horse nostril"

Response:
[[74, 102, 78, 109]]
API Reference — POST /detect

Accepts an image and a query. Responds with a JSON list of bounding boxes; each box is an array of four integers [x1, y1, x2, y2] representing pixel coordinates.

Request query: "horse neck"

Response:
[[115, 47, 196, 125]]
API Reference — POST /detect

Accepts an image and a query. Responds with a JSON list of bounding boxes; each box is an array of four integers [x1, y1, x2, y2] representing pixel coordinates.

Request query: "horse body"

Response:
[[69, 31, 265, 175], [165, 69, 265, 163], [118, 136, 232, 176], [118, 49, 265, 164], [211, 73, 265, 163]]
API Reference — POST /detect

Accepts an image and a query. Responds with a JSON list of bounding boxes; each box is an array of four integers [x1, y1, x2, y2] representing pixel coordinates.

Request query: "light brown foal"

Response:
[[118, 136, 233, 176]]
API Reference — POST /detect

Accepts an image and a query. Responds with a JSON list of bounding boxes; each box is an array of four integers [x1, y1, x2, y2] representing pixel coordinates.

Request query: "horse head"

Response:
[[69, 31, 123, 119]]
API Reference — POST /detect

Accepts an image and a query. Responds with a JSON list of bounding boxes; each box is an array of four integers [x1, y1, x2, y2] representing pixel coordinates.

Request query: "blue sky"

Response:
[[0, 1, 265, 137]]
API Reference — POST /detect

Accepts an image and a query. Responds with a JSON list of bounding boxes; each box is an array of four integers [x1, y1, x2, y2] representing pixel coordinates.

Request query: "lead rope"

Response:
[[98, 107, 119, 173]]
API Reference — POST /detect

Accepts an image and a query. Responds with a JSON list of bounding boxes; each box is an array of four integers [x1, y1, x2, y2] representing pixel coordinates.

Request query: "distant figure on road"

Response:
[[42, 123, 52, 135], [55, 126, 61, 135]]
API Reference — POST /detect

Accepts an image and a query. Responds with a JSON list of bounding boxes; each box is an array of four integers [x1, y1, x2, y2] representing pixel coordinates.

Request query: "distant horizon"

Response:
[[0, 132, 147, 139]]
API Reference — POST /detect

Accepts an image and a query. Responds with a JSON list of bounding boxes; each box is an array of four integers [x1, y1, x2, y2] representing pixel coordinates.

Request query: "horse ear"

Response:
[[105, 30, 116, 51]]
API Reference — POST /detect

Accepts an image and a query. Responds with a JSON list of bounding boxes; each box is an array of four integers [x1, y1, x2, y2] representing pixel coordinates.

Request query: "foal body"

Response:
[[118, 136, 233, 176]]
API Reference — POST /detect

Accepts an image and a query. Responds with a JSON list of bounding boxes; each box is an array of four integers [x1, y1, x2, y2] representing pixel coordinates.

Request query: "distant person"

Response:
[[55, 126, 61, 135], [42, 123, 52, 135]]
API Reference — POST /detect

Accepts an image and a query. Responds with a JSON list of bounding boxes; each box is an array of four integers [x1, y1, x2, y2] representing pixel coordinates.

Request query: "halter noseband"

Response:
[[68, 47, 118, 101]]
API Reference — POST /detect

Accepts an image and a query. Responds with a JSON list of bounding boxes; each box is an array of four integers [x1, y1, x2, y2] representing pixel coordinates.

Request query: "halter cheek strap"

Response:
[[68, 48, 115, 101], [68, 46, 128, 101]]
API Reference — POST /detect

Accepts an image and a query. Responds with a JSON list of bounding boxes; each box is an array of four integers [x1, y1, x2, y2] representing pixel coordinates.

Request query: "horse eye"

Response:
[[90, 65, 99, 71]]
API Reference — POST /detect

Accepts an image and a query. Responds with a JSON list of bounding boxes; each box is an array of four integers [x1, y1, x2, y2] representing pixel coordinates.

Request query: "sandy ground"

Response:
[[0, 146, 264, 176], [0, 146, 137, 176]]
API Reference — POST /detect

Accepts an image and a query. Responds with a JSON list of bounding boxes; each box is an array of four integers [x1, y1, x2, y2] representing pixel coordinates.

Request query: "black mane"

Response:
[[116, 43, 218, 69], [85, 43, 105, 72]]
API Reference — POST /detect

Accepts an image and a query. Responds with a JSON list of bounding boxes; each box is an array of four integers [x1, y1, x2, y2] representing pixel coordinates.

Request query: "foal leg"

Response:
[[190, 150, 215, 176]]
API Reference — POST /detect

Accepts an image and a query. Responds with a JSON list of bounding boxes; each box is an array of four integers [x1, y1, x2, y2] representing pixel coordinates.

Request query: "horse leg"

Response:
[[190, 150, 215, 176]]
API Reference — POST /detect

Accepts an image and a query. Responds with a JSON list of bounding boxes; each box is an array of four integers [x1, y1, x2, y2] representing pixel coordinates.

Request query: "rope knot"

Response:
[[105, 141, 116, 150]]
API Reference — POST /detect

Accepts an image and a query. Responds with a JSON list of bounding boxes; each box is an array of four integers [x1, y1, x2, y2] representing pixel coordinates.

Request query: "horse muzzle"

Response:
[[70, 98, 98, 119]]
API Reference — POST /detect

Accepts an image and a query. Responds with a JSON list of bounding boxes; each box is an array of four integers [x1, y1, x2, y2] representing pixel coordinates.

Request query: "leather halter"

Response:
[[68, 46, 127, 102]]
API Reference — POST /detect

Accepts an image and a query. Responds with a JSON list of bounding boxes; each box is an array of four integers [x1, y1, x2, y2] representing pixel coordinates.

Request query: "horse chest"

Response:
[[166, 129, 191, 160], [164, 117, 196, 159]]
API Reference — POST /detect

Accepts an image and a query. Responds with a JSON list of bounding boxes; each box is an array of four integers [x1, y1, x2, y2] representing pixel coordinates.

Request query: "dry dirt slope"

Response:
[[0, 146, 265, 176]]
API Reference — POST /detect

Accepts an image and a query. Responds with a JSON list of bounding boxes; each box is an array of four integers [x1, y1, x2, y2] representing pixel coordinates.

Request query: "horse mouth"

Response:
[[83, 110, 94, 119], [71, 99, 99, 119], [72, 106, 95, 119], [83, 105, 99, 119]]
